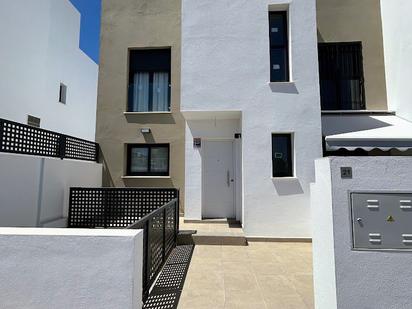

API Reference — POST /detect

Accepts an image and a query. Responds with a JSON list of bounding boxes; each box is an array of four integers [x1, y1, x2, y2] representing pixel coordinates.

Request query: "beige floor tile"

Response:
[[250, 262, 286, 275], [224, 272, 259, 291], [224, 289, 267, 309], [187, 270, 224, 291], [256, 275, 298, 301], [265, 294, 309, 309], [178, 288, 225, 309], [222, 261, 253, 274]]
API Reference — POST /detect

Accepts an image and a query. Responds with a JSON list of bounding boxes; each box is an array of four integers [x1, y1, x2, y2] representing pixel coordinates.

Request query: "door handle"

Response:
[[227, 170, 230, 187]]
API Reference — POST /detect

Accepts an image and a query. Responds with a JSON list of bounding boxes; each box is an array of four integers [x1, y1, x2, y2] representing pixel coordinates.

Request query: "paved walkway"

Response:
[[177, 242, 314, 309], [179, 218, 244, 236]]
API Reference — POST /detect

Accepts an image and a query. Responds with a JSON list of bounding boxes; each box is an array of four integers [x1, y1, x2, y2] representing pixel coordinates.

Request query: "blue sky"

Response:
[[69, 0, 101, 64]]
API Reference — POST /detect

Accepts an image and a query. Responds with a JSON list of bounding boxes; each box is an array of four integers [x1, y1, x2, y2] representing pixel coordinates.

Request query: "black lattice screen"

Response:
[[64, 136, 98, 161], [68, 188, 178, 228], [0, 118, 99, 162], [0, 119, 60, 157]]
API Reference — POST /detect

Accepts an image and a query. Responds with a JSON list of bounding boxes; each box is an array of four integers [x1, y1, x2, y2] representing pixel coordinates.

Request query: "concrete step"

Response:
[[177, 231, 247, 246]]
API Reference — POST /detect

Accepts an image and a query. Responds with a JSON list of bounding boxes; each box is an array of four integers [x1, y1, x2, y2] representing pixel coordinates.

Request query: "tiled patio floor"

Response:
[[179, 218, 244, 236], [177, 242, 314, 309]]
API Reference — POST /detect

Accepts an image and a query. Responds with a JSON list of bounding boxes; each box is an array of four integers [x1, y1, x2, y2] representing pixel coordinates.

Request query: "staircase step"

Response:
[[178, 232, 247, 246]]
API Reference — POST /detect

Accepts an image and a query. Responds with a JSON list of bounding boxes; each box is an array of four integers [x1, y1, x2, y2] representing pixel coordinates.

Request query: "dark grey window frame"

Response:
[[126, 144, 170, 176], [127, 48, 171, 112], [272, 133, 293, 178], [269, 11, 289, 82]]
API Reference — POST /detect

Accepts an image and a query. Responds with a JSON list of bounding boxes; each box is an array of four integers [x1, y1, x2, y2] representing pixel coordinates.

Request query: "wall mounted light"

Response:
[[140, 128, 151, 134]]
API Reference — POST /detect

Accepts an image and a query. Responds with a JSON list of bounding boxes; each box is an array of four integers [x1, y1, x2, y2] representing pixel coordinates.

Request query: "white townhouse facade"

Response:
[[181, 0, 322, 237], [0, 0, 98, 141]]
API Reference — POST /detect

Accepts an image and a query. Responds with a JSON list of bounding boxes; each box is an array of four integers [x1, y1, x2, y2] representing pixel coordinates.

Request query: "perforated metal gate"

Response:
[[68, 187, 178, 228]]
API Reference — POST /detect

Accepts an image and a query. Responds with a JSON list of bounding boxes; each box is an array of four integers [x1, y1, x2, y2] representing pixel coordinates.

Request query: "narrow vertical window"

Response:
[[272, 134, 293, 177], [269, 11, 289, 82], [59, 83, 67, 104]]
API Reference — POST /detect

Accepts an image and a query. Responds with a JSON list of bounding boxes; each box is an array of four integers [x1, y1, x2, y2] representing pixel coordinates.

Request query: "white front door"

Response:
[[202, 140, 235, 219]]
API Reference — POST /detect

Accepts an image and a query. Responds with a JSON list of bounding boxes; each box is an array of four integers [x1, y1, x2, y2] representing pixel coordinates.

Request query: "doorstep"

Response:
[[178, 217, 247, 246]]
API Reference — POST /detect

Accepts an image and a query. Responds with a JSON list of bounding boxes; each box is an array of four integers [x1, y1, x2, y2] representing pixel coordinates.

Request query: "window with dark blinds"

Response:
[[318, 42, 365, 110]]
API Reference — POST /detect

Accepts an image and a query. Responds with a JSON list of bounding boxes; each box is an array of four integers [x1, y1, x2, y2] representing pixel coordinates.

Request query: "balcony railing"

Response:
[[0, 118, 99, 162]]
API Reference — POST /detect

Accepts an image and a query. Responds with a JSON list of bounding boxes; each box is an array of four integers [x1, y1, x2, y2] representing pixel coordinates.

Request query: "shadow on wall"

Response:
[[269, 82, 299, 94], [101, 151, 115, 187], [124, 113, 176, 124], [272, 177, 304, 196]]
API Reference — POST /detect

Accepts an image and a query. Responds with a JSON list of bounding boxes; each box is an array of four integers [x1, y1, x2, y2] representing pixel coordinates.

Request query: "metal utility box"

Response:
[[351, 192, 412, 250]]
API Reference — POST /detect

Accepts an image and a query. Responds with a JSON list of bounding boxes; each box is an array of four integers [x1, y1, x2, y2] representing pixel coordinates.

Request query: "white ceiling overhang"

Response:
[[322, 114, 412, 151]]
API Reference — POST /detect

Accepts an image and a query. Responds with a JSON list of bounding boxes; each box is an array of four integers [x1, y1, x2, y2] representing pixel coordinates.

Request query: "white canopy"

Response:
[[322, 113, 412, 151]]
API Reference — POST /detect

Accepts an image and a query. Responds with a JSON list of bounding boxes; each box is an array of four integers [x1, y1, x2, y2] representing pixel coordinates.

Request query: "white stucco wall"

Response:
[[312, 157, 412, 309], [0, 228, 143, 309], [0, 0, 98, 141], [0, 153, 102, 227], [184, 118, 242, 220], [181, 0, 322, 237], [381, 0, 412, 122]]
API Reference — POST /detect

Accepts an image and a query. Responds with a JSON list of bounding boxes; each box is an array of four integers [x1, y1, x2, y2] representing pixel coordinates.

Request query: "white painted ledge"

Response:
[[124, 111, 172, 115], [121, 176, 171, 179], [0, 228, 143, 309]]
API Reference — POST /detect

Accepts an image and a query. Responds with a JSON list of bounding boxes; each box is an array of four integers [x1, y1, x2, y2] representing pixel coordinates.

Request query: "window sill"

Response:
[[124, 112, 172, 115], [268, 82, 298, 94], [268, 81, 295, 85], [271, 176, 297, 180], [121, 176, 171, 179]]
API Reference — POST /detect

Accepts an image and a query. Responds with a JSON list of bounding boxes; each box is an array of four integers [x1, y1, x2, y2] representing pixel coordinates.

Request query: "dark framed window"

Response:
[[318, 42, 365, 110], [269, 11, 289, 82], [128, 49, 171, 112], [272, 134, 293, 177], [59, 83, 67, 104], [127, 144, 170, 176]]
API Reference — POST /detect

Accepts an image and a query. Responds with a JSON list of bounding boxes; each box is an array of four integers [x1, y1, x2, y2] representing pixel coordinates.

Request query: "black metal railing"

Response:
[[0, 117, 99, 162], [67, 187, 180, 301], [68, 187, 178, 228], [128, 198, 179, 300]]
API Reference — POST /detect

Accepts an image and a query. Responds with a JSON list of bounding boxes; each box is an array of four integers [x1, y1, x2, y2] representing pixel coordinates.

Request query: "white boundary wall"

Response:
[[0, 153, 102, 227], [0, 0, 98, 140], [381, 0, 412, 122], [181, 0, 322, 237], [311, 157, 412, 309], [0, 228, 143, 309]]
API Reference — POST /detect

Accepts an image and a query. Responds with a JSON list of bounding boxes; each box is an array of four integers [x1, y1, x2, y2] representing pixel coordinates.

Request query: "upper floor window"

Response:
[[318, 42, 365, 110], [269, 11, 289, 82], [128, 49, 171, 112], [59, 83, 67, 104]]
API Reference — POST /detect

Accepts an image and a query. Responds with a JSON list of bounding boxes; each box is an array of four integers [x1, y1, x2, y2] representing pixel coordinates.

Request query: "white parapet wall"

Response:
[[0, 228, 143, 309], [311, 156, 412, 309], [0, 153, 102, 227]]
